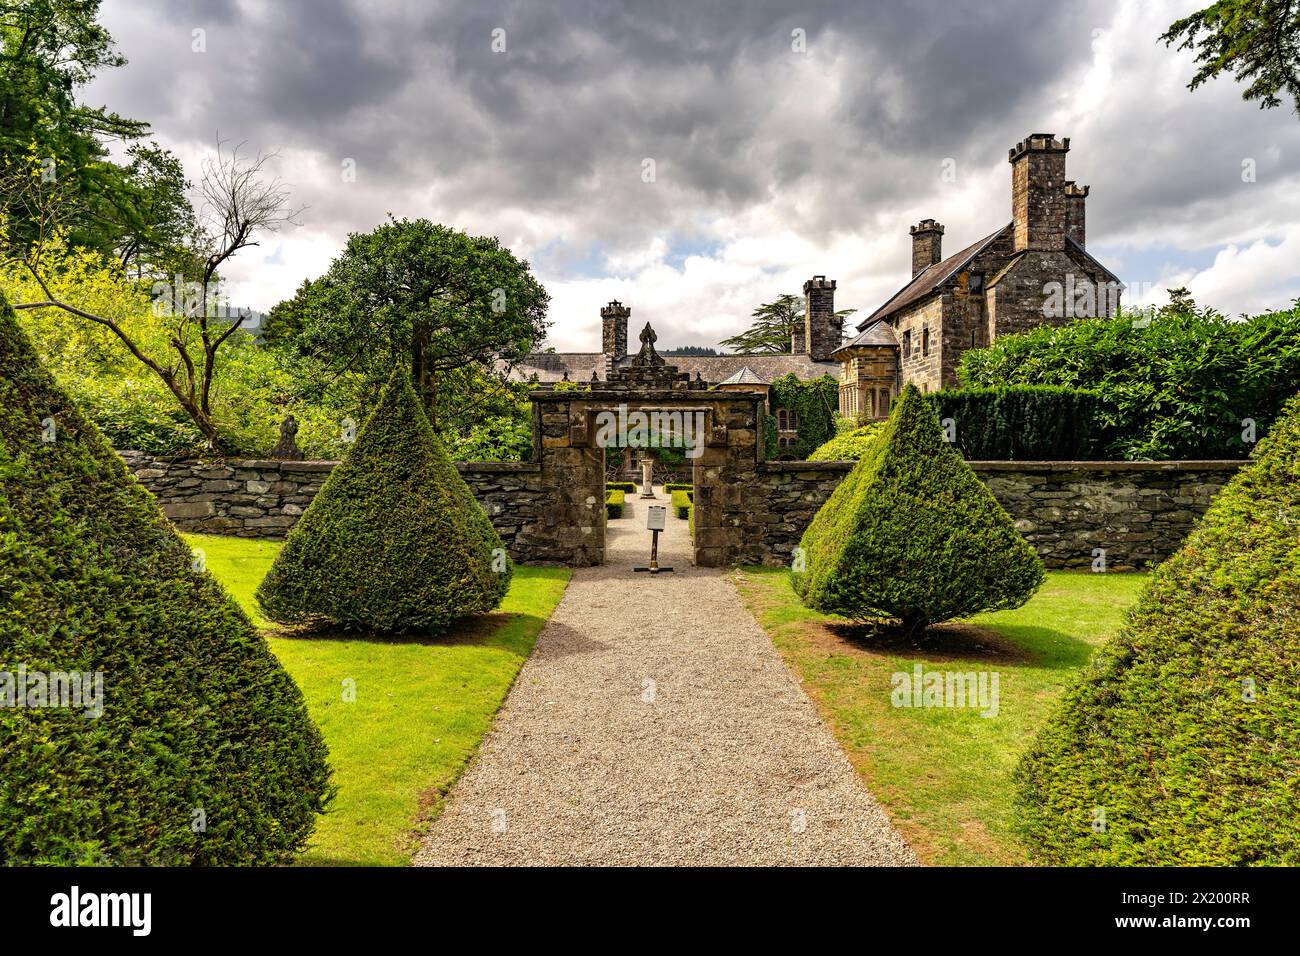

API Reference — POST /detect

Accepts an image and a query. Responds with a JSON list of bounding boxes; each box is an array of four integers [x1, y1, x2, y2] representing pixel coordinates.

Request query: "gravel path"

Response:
[[415, 487, 917, 866]]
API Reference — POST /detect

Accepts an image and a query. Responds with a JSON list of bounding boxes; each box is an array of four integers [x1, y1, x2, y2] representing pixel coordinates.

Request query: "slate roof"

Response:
[[505, 350, 838, 386], [832, 319, 897, 357], [717, 367, 768, 385], [856, 223, 1012, 329], [505, 352, 606, 384]]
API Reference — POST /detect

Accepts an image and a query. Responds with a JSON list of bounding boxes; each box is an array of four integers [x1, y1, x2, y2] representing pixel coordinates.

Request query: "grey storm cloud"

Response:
[[86, 0, 1300, 337], [95, 1, 1109, 210]]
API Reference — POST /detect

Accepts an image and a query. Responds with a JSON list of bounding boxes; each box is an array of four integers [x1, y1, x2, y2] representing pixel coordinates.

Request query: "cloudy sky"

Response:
[[88, 0, 1300, 351]]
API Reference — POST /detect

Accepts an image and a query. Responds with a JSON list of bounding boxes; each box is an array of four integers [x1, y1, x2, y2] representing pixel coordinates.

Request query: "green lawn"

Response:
[[731, 567, 1146, 865], [184, 533, 569, 866]]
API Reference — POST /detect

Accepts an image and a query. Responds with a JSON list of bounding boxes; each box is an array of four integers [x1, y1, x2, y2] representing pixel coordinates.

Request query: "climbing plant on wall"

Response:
[[765, 373, 839, 459]]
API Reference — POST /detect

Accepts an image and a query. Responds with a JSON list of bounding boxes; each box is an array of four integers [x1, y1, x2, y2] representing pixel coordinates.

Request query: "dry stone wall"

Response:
[[120, 449, 1239, 571]]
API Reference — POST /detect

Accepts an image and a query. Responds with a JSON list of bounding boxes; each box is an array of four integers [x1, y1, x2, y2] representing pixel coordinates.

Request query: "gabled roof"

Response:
[[717, 366, 767, 385], [1066, 235, 1121, 285], [831, 319, 897, 358], [857, 223, 1012, 329]]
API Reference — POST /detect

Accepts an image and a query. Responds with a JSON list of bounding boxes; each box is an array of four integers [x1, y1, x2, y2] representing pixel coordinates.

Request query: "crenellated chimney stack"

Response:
[[909, 219, 944, 276], [802, 275, 840, 362], [1008, 133, 1070, 252], [601, 300, 630, 359], [1064, 181, 1089, 248]]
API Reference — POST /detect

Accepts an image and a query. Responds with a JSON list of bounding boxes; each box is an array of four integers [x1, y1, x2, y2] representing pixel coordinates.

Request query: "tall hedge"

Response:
[[792, 383, 1043, 638], [956, 305, 1300, 459], [926, 386, 1104, 460], [256, 369, 511, 634], [0, 295, 331, 865], [1014, 392, 1300, 865]]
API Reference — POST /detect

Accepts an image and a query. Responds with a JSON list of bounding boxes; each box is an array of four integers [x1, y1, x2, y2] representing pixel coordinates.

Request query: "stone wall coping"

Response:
[[758, 460, 855, 473], [456, 461, 542, 474], [966, 459, 1244, 473], [783, 458, 1245, 473], [116, 450, 341, 471], [119, 449, 1244, 476]]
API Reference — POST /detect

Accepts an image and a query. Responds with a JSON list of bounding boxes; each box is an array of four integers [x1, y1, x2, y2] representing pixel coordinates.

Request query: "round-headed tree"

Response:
[[274, 216, 549, 433], [0, 294, 331, 866], [256, 369, 511, 634], [1015, 393, 1300, 866], [792, 382, 1043, 638]]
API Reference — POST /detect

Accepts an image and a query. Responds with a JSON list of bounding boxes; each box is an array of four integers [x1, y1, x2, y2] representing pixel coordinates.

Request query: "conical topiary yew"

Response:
[[0, 294, 331, 865], [792, 382, 1043, 637], [1015, 393, 1300, 865], [256, 369, 511, 633]]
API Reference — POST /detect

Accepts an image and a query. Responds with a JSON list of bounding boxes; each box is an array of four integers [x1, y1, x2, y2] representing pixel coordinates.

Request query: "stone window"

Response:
[[878, 389, 891, 417], [902, 330, 912, 359], [922, 325, 930, 357]]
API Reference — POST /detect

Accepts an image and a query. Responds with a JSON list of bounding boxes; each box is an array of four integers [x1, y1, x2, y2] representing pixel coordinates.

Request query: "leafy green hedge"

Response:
[[671, 489, 692, 519], [808, 421, 884, 460], [957, 305, 1300, 459], [925, 386, 1104, 460], [605, 489, 626, 518], [664, 482, 692, 493], [606, 481, 637, 493], [0, 295, 332, 865], [1015, 391, 1300, 865], [257, 370, 511, 634], [793, 384, 1043, 639]]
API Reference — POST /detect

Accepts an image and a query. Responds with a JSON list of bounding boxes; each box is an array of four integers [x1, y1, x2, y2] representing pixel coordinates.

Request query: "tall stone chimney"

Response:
[[1008, 133, 1069, 252], [601, 300, 630, 359], [791, 321, 806, 354], [910, 219, 944, 276], [803, 275, 840, 362], [1064, 181, 1089, 248]]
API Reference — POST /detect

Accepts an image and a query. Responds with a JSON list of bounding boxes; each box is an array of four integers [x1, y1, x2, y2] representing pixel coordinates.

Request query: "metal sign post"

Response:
[[634, 505, 673, 574]]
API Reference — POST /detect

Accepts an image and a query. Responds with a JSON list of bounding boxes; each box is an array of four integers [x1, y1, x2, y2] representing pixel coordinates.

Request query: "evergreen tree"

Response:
[[257, 369, 512, 634], [1016, 392, 1300, 865], [0, 293, 331, 865], [792, 383, 1043, 638]]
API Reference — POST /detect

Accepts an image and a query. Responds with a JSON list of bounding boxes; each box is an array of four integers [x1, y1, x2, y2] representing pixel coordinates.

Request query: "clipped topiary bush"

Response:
[[671, 489, 693, 519], [605, 488, 626, 518], [792, 383, 1043, 638], [256, 369, 511, 634], [1015, 393, 1300, 865], [0, 295, 331, 865]]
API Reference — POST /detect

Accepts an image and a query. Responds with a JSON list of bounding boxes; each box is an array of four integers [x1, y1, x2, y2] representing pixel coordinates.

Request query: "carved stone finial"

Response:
[[270, 414, 304, 461], [632, 321, 665, 367]]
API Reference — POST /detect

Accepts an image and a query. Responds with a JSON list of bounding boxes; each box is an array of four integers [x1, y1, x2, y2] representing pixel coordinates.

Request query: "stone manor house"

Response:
[[509, 133, 1121, 427]]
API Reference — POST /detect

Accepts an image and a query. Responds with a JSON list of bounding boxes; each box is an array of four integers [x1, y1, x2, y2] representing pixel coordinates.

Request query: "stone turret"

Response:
[[1009, 133, 1070, 252], [909, 219, 944, 276]]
